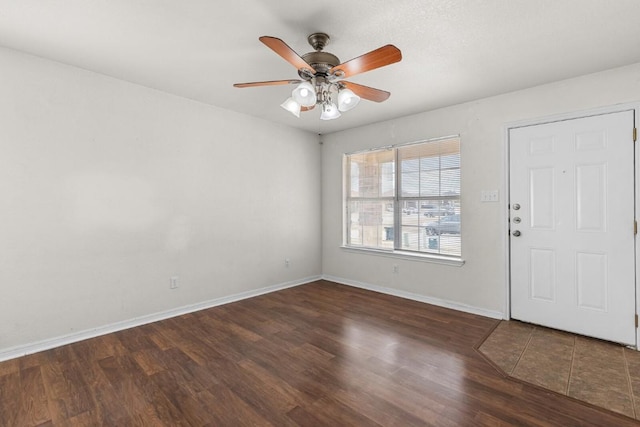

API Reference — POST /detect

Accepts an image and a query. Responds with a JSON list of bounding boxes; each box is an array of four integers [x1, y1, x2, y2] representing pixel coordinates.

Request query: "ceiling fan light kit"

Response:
[[234, 32, 402, 121], [338, 88, 360, 112], [291, 81, 317, 107], [320, 102, 341, 120], [280, 97, 301, 118]]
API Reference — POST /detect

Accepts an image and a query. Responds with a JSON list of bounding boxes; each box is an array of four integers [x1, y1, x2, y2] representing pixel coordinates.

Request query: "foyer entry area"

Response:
[[478, 320, 640, 420]]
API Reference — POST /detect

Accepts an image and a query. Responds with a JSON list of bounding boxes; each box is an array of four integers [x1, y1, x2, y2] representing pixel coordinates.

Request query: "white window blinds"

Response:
[[345, 137, 461, 257]]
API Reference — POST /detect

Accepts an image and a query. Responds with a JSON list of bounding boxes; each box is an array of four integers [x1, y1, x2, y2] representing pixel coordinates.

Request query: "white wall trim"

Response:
[[636, 107, 640, 351], [322, 274, 504, 320], [504, 102, 639, 130], [0, 276, 321, 363], [502, 124, 512, 320], [340, 246, 465, 267]]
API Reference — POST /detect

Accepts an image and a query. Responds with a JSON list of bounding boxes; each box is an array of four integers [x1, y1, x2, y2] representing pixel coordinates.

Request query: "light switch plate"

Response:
[[481, 190, 499, 202]]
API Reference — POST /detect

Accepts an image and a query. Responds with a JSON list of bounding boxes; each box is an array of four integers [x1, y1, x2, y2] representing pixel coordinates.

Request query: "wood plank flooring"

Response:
[[1, 280, 638, 426]]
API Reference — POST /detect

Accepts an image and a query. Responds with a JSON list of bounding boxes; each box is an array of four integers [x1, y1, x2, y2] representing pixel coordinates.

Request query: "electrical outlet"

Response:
[[285, 258, 290, 267], [170, 276, 179, 289], [393, 264, 399, 274]]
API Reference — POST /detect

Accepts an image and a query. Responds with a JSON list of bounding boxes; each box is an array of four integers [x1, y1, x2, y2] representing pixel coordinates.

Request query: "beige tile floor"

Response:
[[478, 321, 640, 420]]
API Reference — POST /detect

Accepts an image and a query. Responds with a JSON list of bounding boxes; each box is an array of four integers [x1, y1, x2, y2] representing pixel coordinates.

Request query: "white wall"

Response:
[[0, 47, 321, 355], [322, 62, 640, 317]]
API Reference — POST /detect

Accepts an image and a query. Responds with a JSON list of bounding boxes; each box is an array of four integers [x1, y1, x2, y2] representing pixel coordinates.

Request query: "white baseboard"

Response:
[[0, 275, 321, 363], [1, 274, 503, 362], [322, 274, 504, 320]]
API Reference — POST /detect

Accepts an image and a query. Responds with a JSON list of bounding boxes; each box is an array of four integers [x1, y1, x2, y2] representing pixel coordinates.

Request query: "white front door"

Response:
[[509, 110, 636, 346]]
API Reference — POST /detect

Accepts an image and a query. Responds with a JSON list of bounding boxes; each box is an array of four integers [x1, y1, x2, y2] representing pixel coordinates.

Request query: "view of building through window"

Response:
[[345, 137, 461, 257]]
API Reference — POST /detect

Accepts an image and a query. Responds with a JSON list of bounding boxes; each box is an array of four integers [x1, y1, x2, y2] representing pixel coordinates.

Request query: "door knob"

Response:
[[512, 230, 521, 237], [513, 203, 520, 210]]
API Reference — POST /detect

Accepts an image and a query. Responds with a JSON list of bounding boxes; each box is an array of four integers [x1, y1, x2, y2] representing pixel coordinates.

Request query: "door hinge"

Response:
[[635, 220, 638, 235], [636, 314, 638, 328], [634, 128, 637, 142]]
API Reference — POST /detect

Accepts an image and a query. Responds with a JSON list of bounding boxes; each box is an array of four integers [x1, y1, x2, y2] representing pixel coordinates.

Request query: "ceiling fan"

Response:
[[233, 33, 402, 120]]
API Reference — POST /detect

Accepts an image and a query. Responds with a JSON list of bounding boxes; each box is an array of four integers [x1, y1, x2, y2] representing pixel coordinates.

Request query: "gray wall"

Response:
[[0, 47, 322, 355], [4, 43, 640, 357], [322, 63, 640, 316]]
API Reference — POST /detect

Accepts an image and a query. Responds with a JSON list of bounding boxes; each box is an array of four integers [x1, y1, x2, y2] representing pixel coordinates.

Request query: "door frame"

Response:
[[503, 102, 639, 349]]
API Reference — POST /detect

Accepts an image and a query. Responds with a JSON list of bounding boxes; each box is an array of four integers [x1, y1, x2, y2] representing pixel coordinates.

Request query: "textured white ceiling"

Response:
[[1, 1, 640, 134]]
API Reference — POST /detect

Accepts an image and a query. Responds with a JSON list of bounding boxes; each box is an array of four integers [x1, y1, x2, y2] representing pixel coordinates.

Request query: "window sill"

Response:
[[340, 246, 465, 267]]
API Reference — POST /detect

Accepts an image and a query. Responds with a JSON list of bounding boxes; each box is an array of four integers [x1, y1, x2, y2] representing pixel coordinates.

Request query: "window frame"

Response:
[[343, 135, 463, 265]]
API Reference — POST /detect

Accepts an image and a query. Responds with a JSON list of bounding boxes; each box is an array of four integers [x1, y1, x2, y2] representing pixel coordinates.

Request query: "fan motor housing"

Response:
[[300, 51, 340, 76]]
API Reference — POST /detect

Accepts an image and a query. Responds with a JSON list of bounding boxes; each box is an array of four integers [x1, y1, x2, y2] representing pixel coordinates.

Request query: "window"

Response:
[[344, 136, 461, 258]]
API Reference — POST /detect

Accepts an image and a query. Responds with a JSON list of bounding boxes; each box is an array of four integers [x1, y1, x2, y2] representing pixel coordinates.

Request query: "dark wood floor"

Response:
[[1, 280, 637, 426]]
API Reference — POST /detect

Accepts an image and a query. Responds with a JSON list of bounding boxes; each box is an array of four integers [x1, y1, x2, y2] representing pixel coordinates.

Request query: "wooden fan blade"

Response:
[[301, 104, 315, 112], [259, 36, 316, 75], [233, 79, 302, 88], [341, 81, 390, 103], [330, 45, 402, 79]]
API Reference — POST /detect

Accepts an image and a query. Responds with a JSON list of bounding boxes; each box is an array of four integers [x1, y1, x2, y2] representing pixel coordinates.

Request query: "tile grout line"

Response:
[[622, 348, 637, 420], [510, 326, 535, 376], [565, 334, 577, 396]]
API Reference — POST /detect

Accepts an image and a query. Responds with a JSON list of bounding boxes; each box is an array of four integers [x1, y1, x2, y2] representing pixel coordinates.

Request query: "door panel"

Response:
[[529, 248, 555, 301], [575, 251, 607, 311], [530, 167, 555, 229], [576, 163, 606, 231], [509, 110, 636, 346]]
